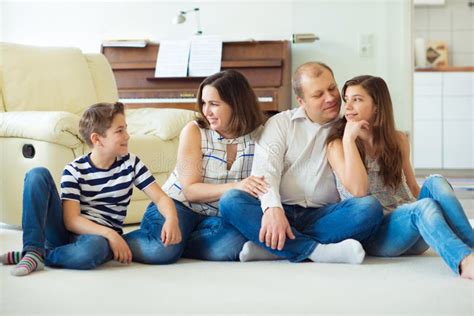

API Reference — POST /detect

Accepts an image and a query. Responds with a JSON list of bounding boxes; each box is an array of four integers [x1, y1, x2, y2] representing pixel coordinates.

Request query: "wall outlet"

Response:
[[358, 33, 373, 57]]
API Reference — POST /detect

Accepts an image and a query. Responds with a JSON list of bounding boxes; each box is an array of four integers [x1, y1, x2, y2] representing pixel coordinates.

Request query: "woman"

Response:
[[326, 75, 474, 279], [124, 70, 268, 263]]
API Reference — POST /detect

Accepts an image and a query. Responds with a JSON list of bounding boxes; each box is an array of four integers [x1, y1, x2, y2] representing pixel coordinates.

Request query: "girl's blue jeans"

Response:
[[363, 175, 474, 274]]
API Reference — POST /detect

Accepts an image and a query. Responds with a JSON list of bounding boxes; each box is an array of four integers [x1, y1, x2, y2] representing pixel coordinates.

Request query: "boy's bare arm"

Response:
[[143, 183, 178, 220], [62, 200, 132, 263]]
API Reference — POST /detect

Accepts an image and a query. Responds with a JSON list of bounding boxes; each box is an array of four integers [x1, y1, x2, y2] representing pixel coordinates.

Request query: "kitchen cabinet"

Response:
[[414, 71, 473, 169]]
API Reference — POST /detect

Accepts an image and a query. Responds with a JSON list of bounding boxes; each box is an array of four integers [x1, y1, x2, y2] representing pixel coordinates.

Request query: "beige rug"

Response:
[[1, 226, 473, 316]]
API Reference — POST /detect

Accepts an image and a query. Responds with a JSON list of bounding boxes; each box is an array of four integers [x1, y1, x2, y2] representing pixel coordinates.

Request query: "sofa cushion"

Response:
[[128, 135, 179, 174], [84, 54, 119, 104], [1, 43, 97, 114], [126, 108, 196, 141]]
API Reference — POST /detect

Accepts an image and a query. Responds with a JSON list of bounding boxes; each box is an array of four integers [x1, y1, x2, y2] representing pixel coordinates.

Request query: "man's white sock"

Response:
[[239, 241, 281, 262], [309, 239, 365, 264]]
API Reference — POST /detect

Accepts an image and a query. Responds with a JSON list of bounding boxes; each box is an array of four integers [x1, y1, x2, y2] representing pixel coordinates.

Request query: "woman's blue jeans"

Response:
[[219, 189, 384, 262], [21, 167, 113, 270], [124, 200, 247, 264], [363, 175, 474, 274]]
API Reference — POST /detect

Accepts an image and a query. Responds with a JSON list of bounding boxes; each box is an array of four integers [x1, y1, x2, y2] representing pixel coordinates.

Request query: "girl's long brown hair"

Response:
[[326, 75, 403, 189]]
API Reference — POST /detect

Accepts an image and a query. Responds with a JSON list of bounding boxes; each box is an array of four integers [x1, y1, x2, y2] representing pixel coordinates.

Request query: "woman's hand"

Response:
[[343, 120, 370, 142], [161, 216, 182, 247], [235, 175, 269, 198]]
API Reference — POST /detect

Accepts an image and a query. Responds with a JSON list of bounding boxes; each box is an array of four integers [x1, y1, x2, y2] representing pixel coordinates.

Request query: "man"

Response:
[[219, 62, 383, 263]]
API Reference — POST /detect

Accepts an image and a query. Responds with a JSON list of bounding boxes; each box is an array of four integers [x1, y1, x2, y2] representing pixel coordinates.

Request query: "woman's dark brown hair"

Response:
[[326, 75, 403, 189], [195, 70, 265, 137]]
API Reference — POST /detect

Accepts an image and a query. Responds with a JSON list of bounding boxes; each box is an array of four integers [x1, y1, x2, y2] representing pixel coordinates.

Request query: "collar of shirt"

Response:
[[212, 129, 251, 145], [290, 106, 339, 128]]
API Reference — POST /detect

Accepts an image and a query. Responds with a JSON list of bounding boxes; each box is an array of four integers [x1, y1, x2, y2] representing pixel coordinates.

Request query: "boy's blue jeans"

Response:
[[21, 167, 245, 269], [218, 189, 384, 262], [124, 200, 247, 264], [363, 175, 474, 274], [22, 167, 113, 269]]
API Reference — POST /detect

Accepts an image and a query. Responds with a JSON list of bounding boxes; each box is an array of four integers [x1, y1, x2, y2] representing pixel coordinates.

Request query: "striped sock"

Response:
[[11, 251, 44, 277], [1, 251, 22, 265]]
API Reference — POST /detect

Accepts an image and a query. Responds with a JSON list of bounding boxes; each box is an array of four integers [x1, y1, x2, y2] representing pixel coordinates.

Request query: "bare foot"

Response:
[[459, 253, 474, 280]]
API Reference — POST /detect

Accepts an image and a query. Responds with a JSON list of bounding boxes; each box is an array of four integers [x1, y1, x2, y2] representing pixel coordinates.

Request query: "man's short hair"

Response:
[[292, 61, 335, 99], [79, 102, 125, 148]]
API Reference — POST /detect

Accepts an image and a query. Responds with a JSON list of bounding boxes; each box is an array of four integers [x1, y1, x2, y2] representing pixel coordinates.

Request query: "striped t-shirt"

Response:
[[162, 123, 256, 216], [61, 153, 155, 234]]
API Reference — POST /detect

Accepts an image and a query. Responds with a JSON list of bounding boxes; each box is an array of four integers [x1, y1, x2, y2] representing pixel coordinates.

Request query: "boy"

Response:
[[1, 102, 181, 276]]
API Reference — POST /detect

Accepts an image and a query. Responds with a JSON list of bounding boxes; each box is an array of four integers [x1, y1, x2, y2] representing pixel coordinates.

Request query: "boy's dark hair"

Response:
[[195, 70, 265, 137], [79, 102, 125, 148]]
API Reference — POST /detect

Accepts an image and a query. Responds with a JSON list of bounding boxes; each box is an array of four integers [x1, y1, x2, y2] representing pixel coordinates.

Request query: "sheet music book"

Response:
[[188, 35, 222, 77], [102, 39, 149, 48], [154, 40, 191, 78]]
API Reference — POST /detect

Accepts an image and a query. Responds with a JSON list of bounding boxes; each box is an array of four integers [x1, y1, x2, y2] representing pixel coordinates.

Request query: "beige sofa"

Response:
[[0, 43, 195, 226]]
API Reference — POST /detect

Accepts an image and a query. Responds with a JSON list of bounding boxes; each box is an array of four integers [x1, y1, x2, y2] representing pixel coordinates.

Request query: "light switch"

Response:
[[358, 33, 373, 57]]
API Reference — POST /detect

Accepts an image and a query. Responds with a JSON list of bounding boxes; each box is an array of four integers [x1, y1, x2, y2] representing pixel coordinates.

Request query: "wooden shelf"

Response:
[[221, 59, 282, 68], [146, 77, 205, 81], [111, 59, 282, 71], [111, 62, 155, 70], [415, 66, 474, 72]]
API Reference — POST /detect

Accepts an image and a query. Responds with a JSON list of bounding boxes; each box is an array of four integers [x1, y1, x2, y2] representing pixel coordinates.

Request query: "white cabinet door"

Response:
[[414, 72, 473, 169], [443, 96, 473, 120], [443, 72, 473, 96], [413, 72, 443, 168], [414, 120, 443, 169], [442, 73, 473, 169], [414, 96, 442, 120], [443, 120, 473, 169]]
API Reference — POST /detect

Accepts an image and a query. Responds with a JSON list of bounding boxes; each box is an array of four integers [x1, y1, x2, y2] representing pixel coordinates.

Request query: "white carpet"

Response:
[[1, 226, 473, 316]]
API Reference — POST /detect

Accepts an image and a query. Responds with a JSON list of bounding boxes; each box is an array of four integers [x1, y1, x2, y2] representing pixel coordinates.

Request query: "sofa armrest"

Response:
[[0, 111, 83, 148]]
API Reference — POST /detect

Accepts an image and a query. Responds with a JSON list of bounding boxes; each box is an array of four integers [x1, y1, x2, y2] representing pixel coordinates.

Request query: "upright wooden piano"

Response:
[[101, 40, 291, 112]]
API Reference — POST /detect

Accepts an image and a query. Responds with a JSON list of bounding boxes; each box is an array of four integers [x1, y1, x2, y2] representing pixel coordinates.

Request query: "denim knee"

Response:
[[25, 167, 53, 184], [69, 235, 111, 270], [354, 196, 383, 227], [412, 198, 441, 222], [424, 174, 452, 192], [135, 241, 185, 265], [185, 218, 246, 261], [219, 189, 248, 218]]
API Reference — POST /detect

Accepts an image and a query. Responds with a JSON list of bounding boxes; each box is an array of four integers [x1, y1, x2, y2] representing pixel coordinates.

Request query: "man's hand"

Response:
[[105, 230, 132, 264], [161, 216, 182, 247], [259, 207, 295, 250]]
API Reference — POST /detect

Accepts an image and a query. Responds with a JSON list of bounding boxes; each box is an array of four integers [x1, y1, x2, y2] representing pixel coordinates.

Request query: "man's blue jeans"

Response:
[[219, 189, 384, 262], [363, 175, 474, 274], [124, 200, 247, 264], [22, 167, 113, 269]]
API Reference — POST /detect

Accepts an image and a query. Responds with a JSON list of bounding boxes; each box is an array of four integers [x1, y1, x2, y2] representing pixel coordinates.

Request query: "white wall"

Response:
[[415, 0, 474, 66], [1, 0, 413, 132]]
